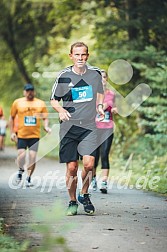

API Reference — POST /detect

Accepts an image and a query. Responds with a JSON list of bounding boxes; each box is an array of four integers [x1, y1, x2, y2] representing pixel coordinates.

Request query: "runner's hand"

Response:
[[59, 110, 71, 122], [11, 133, 17, 142], [97, 105, 105, 121], [111, 107, 118, 114], [44, 126, 51, 133]]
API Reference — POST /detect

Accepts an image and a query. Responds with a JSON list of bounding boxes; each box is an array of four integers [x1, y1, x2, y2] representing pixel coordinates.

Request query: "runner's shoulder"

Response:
[[57, 66, 72, 78], [32, 98, 46, 106], [13, 97, 26, 105], [87, 65, 102, 75]]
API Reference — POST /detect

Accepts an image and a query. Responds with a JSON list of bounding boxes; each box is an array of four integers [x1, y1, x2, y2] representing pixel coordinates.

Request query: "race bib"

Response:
[[71, 86, 93, 103], [96, 111, 110, 122], [103, 111, 110, 122], [24, 116, 37, 126]]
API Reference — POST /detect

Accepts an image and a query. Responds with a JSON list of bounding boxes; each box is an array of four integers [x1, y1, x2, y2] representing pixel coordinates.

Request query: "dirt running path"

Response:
[[0, 147, 167, 252]]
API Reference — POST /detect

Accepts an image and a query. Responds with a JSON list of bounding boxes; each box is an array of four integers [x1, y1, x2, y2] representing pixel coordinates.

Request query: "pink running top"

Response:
[[96, 90, 115, 129]]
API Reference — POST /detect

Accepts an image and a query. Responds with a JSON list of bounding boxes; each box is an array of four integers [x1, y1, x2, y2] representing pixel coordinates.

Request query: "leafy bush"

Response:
[[0, 235, 29, 252], [0, 202, 74, 252]]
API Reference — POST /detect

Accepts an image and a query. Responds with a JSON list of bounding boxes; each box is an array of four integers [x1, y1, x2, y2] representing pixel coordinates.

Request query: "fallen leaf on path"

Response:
[[104, 228, 115, 231]]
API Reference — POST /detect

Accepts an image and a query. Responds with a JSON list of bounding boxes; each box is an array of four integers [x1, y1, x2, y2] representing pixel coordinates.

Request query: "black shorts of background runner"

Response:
[[95, 129, 114, 169], [59, 121, 97, 163], [17, 138, 39, 152], [0, 132, 6, 136]]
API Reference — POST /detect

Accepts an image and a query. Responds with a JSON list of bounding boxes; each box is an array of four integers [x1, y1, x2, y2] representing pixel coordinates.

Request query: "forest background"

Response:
[[0, 0, 166, 194]]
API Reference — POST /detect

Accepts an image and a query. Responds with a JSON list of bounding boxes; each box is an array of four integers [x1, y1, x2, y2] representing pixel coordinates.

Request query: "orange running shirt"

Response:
[[10, 97, 48, 138]]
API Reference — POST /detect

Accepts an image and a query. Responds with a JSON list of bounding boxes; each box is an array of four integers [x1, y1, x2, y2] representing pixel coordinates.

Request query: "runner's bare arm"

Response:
[[9, 115, 17, 142], [50, 99, 71, 121], [43, 118, 51, 133]]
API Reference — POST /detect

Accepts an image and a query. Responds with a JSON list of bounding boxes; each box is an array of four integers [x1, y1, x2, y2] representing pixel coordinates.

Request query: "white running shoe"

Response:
[[25, 177, 33, 187], [91, 177, 97, 191], [100, 181, 107, 194]]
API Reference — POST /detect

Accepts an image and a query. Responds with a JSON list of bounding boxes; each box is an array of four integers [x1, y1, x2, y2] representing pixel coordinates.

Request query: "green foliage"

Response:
[[31, 202, 74, 252], [111, 46, 167, 193], [132, 46, 167, 153], [0, 0, 55, 103], [128, 154, 167, 194], [93, 0, 167, 51], [0, 0, 52, 53], [0, 202, 74, 252], [0, 218, 29, 252], [0, 235, 29, 252], [0, 235, 28, 252], [0, 218, 4, 234], [109, 144, 167, 194]]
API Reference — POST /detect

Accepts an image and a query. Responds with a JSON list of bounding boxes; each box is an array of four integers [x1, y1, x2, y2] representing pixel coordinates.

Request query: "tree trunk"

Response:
[[3, 15, 32, 84], [7, 39, 32, 84], [126, 0, 139, 40]]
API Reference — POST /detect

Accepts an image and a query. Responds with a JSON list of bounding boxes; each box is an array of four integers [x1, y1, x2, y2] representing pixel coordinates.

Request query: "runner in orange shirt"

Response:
[[10, 83, 51, 187]]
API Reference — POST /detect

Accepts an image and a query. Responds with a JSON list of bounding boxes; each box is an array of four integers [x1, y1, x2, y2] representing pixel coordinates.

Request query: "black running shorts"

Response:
[[17, 138, 39, 152], [59, 121, 97, 163]]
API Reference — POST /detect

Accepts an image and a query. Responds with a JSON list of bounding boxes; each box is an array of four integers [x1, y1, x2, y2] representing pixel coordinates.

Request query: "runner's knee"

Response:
[[67, 163, 78, 176], [83, 163, 93, 172]]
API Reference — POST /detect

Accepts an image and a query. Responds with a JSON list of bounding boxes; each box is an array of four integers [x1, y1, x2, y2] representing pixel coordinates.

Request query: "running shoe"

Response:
[[66, 201, 78, 216], [91, 177, 97, 191], [15, 168, 24, 184], [78, 193, 95, 214], [100, 181, 107, 194], [25, 176, 33, 187]]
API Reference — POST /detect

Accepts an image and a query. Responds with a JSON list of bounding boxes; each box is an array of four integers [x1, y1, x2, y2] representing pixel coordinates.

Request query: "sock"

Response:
[[18, 168, 24, 173], [27, 176, 31, 183], [18, 168, 24, 179]]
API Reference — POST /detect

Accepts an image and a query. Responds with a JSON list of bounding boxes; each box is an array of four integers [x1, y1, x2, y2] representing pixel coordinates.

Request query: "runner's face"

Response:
[[24, 90, 35, 100], [69, 46, 89, 69]]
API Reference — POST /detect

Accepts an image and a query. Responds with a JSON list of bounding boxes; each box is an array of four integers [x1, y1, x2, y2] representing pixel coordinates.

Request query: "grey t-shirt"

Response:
[[51, 65, 103, 121]]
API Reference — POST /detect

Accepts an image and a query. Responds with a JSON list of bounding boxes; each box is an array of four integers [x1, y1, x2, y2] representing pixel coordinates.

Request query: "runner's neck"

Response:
[[72, 66, 86, 76]]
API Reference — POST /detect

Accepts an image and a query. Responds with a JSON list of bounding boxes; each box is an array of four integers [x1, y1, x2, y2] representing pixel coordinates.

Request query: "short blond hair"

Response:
[[70, 42, 88, 54]]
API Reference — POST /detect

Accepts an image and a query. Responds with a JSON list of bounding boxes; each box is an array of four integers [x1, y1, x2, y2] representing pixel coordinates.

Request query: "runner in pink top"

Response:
[[92, 70, 117, 193]]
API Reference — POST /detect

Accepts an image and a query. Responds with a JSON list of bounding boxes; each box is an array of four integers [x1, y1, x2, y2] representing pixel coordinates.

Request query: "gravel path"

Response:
[[0, 147, 167, 252]]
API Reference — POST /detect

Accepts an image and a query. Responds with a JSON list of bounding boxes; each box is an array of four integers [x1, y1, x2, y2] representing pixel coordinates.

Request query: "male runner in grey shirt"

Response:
[[51, 42, 104, 215]]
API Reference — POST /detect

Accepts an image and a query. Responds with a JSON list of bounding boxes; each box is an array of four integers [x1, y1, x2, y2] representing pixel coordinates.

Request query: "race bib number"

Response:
[[24, 116, 37, 126], [71, 86, 93, 103], [96, 111, 110, 122], [103, 111, 110, 122]]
